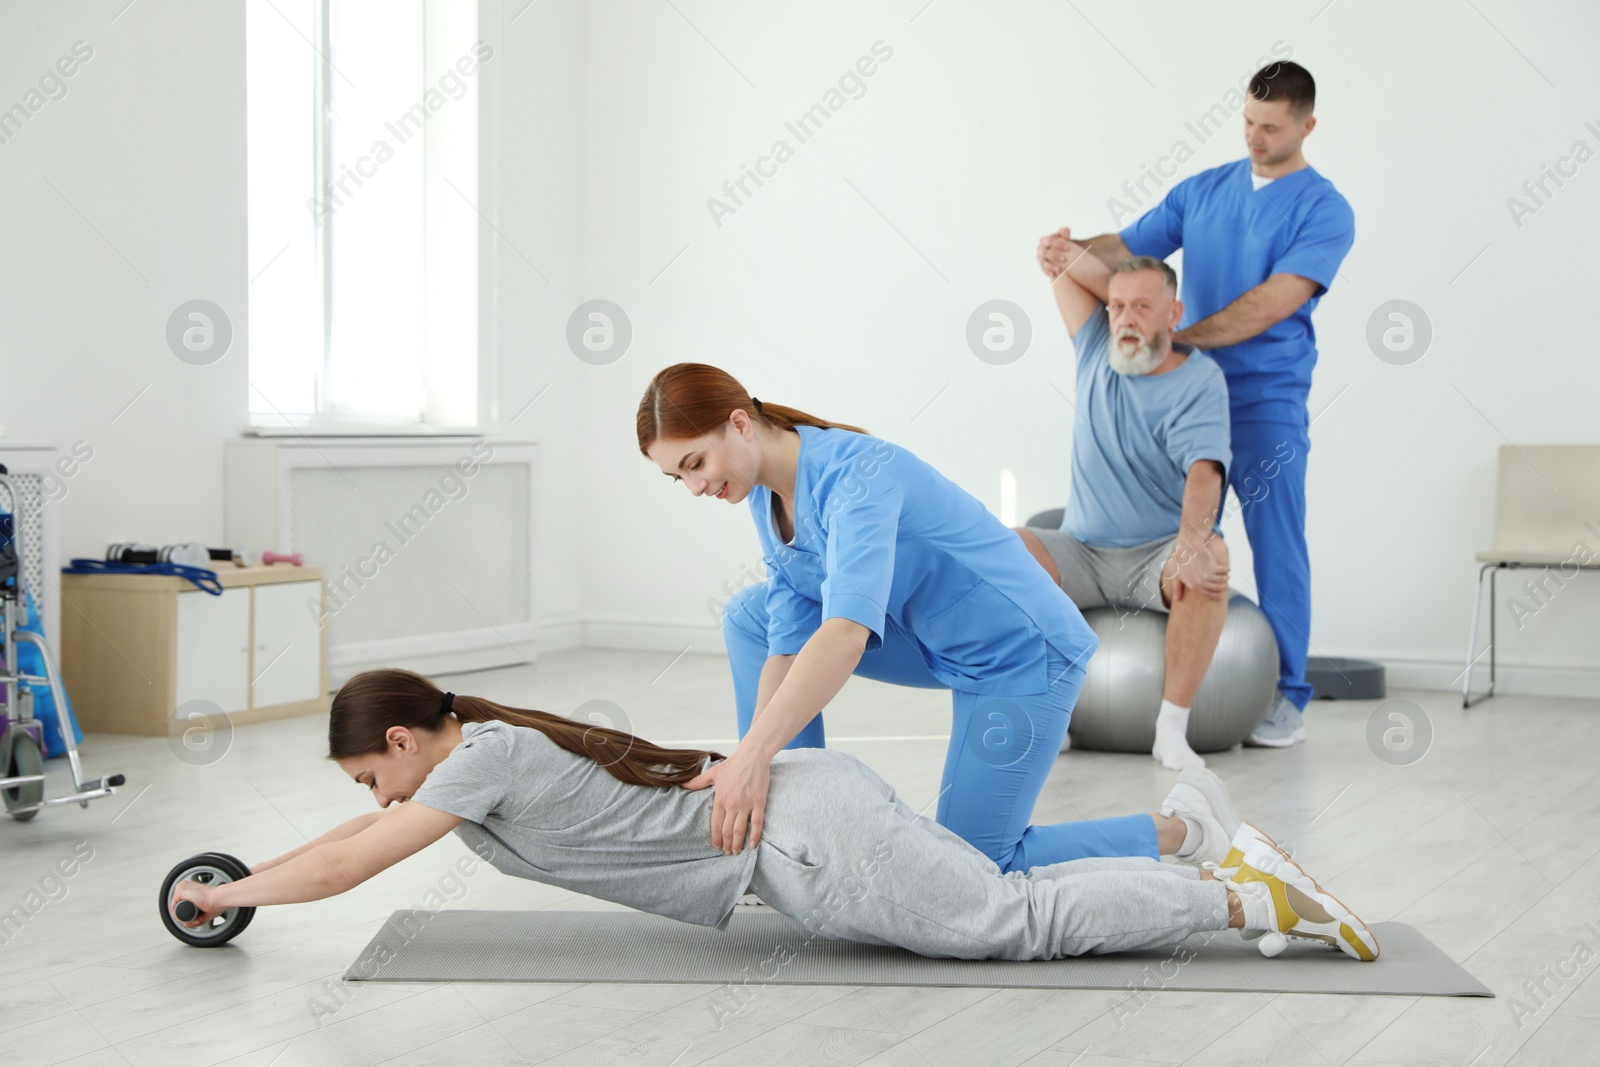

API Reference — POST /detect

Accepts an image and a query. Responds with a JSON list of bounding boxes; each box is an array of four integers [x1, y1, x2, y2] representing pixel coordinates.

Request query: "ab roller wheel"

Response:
[[159, 852, 255, 947]]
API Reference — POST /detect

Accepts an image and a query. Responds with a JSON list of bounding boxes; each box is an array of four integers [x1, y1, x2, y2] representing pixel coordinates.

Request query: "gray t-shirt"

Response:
[[1061, 303, 1232, 547], [409, 720, 757, 930]]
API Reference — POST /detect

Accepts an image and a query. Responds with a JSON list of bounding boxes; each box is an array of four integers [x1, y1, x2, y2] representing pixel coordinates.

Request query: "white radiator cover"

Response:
[[226, 439, 537, 668]]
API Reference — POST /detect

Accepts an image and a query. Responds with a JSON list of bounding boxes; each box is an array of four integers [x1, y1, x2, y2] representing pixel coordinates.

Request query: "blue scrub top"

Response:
[[749, 426, 1099, 695], [1120, 159, 1355, 425]]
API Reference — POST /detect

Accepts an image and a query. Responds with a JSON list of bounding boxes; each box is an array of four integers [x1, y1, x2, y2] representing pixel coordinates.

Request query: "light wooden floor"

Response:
[[4, 647, 1598, 1066]]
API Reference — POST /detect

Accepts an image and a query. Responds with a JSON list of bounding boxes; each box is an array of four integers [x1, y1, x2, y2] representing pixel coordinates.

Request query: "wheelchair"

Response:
[[0, 464, 124, 820]]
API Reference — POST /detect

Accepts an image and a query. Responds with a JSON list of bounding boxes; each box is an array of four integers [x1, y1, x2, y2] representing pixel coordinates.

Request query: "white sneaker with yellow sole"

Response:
[[1219, 822, 1379, 961]]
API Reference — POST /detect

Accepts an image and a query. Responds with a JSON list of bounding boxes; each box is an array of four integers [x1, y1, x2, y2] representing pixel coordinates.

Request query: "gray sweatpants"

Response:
[[751, 749, 1230, 960]]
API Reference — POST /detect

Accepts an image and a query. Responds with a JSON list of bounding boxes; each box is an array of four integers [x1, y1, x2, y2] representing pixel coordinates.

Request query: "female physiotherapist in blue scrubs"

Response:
[[638, 362, 1158, 873]]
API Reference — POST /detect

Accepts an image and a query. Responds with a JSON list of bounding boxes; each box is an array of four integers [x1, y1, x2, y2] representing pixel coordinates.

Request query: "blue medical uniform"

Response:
[[1121, 160, 1355, 710], [721, 425, 1156, 872]]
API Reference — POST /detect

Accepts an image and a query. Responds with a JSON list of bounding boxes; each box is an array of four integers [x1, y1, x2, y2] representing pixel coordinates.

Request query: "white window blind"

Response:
[[245, 0, 481, 429]]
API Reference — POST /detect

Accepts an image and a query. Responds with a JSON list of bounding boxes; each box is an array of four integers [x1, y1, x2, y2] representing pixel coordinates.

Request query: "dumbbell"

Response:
[[159, 852, 256, 947], [262, 550, 303, 566], [206, 545, 258, 568], [107, 542, 212, 568], [109, 544, 264, 569]]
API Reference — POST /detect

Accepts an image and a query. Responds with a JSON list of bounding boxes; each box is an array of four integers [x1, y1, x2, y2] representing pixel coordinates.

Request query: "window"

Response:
[[245, 0, 482, 430]]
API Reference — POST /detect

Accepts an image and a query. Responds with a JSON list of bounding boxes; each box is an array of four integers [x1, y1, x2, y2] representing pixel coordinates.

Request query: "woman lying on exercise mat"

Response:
[[169, 669, 1378, 962]]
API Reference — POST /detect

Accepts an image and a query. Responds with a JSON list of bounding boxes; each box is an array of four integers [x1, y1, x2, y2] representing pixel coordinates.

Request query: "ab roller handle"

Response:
[[160, 852, 256, 947]]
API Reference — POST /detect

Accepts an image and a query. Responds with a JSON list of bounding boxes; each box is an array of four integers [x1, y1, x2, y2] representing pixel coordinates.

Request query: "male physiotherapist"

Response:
[[1057, 61, 1354, 747]]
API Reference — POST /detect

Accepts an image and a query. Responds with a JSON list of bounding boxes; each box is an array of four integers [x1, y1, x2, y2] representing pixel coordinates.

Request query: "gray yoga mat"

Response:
[[343, 909, 1492, 997]]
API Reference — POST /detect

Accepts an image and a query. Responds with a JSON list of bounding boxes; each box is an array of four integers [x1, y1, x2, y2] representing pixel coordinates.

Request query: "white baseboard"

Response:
[[575, 624, 1600, 703], [328, 642, 541, 689], [537, 613, 584, 652], [327, 619, 1600, 703], [1354, 653, 1600, 702], [582, 617, 725, 655], [325, 613, 581, 689], [328, 622, 537, 670]]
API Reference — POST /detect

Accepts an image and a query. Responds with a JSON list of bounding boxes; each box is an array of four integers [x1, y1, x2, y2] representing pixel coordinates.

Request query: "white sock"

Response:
[[1229, 879, 1274, 932], [1151, 700, 1206, 770], [1172, 815, 1204, 859]]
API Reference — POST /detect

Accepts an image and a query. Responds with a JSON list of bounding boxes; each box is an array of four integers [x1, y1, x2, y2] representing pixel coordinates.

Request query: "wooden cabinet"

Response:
[[175, 586, 252, 714], [60, 565, 328, 736], [250, 581, 324, 708]]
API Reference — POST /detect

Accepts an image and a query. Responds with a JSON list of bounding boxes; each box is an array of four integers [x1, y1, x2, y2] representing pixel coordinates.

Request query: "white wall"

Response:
[[563, 0, 1600, 697], [1, 2, 247, 555], [0, 0, 592, 662], [3, 1, 1595, 700], [478, 0, 588, 649]]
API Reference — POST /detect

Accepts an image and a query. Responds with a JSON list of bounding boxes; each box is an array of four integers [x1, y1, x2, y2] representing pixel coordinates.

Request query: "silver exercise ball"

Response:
[[1065, 591, 1279, 754]]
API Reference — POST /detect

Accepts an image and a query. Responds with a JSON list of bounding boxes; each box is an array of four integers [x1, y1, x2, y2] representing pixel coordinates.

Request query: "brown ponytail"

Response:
[[328, 668, 722, 788], [636, 362, 867, 456]]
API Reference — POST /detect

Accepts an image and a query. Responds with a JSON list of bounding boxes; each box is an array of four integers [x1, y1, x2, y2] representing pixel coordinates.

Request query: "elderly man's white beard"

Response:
[[1109, 329, 1169, 376]]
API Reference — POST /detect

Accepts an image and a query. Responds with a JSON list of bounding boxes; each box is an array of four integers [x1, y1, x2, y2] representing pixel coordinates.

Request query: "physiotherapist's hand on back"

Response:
[[679, 619, 871, 855], [682, 751, 770, 855]]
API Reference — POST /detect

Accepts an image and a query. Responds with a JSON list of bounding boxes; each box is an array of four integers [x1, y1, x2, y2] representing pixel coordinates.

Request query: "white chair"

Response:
[[1463, 444, 1600, 707]]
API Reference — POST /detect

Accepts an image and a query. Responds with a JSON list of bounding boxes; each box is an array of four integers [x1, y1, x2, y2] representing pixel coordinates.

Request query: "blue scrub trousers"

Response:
[[721, 583, 1157, 873], [1224, 418, 1314, 710]]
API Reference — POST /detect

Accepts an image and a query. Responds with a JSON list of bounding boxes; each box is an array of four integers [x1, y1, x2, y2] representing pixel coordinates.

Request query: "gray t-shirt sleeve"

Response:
[[1072, 303, 1111, 371], [1164, 358, 1233, 482], [409, 722, 513, 823]]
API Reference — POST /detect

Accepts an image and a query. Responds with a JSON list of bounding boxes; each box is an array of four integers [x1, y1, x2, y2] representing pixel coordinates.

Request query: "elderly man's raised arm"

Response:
[[1045, 244, 1099, 338], [1057, 238, 1117, 306], [1076, 232, 1136, 270], [1039, 229, 1115, 338]]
